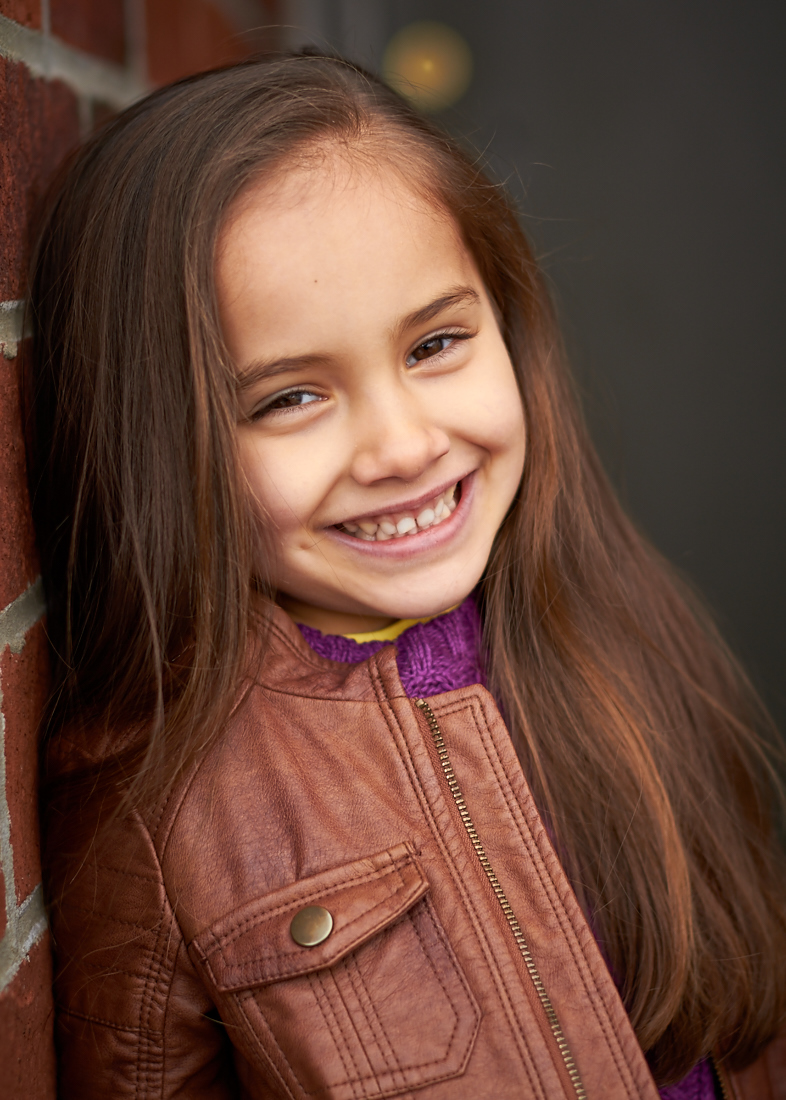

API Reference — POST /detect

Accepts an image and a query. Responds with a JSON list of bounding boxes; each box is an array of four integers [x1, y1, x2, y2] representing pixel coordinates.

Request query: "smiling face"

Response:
[[217, 153, 526, 635]]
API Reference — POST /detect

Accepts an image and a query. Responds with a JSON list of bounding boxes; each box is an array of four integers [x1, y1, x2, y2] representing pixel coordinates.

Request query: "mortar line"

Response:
[[0, 300, 29, 360], [0, 580, 47, 991], [0, 678, 16, 968], [0, 11, 148, 108]]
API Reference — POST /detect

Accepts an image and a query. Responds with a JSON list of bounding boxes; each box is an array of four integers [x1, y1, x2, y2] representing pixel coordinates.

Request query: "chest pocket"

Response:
[[190, 842, 479, 1100]]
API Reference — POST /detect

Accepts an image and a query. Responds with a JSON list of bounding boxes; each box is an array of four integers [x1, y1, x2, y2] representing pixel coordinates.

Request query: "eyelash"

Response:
[[249, 388, 324, 420], [405, 328, 472, 367], [249, 329, 473, 420]]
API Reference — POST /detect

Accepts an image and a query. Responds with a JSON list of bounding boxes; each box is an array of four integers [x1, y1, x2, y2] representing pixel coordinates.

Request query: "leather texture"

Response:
[[45, 607, 781, 1099]]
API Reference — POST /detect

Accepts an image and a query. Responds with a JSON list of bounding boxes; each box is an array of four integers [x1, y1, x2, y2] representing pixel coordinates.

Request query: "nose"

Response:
[[348, 388, 450, 486]]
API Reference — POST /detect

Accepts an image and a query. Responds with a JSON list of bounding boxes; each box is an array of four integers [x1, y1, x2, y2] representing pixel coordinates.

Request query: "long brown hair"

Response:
[[27, 54, 786, 1084]]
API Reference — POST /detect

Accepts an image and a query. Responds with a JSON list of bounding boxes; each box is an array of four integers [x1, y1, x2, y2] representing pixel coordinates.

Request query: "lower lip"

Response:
[[326, 473, 475, 559]]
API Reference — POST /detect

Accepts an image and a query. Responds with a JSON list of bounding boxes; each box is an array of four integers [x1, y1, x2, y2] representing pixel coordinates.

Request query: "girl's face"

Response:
[[217, 155, 526, 634]]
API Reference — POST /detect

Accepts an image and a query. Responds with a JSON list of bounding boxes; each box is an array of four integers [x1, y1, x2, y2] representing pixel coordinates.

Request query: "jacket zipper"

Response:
[[415, 698, 587, 1100]]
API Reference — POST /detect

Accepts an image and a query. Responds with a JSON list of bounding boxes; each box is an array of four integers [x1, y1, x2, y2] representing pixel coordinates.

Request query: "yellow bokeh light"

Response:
[[382, 22, 473, 114]]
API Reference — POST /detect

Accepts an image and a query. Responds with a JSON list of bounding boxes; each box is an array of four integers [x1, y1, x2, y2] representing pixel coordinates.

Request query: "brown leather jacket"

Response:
[[46, 608, 784, 1099]]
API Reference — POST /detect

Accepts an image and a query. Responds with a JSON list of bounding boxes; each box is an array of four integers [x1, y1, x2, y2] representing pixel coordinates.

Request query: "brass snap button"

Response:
[[290, 905, 333, 947]]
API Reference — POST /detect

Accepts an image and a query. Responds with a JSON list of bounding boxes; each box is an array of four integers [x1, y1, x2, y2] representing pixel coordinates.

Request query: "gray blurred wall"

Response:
[[283, 0, 786, 726]]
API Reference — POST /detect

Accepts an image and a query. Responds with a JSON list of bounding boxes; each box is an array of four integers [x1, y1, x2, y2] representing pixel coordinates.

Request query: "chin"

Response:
[[359, 583, 476, 623]]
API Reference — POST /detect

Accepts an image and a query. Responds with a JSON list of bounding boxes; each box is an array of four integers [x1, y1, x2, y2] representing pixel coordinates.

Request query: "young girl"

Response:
[[28, 54, 786, 1100]]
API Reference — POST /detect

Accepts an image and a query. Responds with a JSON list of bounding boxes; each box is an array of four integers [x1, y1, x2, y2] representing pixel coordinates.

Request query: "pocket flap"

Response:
[[190, 842, 429, 991]]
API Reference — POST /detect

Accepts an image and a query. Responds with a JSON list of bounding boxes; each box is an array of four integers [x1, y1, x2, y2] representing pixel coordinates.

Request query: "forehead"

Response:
[[223, 139, 452, 236], [215, 153, 479, 362]]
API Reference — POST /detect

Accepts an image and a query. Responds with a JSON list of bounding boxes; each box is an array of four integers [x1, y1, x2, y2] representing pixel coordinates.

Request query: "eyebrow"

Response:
[[390, 285, 481, 341], [235, 284, 482, 391], [236, 353, 332, 392]]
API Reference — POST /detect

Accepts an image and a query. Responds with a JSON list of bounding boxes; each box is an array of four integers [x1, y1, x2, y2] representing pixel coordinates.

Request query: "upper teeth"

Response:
[[340, 485, 458, 541]]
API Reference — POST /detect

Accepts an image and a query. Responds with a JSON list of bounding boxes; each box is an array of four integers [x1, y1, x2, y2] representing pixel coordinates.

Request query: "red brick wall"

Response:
[[51, 0, 125, 64], [146, 0, 252, 86], [0, 2, 278, 1094]]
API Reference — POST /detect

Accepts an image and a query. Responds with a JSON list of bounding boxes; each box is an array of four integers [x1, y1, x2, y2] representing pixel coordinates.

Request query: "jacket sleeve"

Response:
[[48, 801, 242, 1099]]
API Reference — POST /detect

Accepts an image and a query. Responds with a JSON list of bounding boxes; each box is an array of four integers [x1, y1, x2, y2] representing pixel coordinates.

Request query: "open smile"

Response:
[[325, 474, 474, 557], [337, 481, 461, 542]]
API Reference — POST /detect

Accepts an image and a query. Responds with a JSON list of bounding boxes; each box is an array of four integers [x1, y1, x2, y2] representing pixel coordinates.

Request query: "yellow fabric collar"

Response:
[[342, 605, 460, 643]]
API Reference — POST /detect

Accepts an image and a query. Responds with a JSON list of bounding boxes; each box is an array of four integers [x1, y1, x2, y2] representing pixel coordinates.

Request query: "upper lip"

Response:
[[333, 472, 471, 527]]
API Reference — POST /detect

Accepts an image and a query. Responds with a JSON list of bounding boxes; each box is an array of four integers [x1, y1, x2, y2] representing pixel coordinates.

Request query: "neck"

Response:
[[276, 594, 396, 636]]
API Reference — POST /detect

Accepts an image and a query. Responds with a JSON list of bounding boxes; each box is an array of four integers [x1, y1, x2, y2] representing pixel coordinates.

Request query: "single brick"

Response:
[[50, 0, 125, 66], [0, 354, 38, 612], [3, 620, 49, 905], [0, 0, 42, 29], [145, 0, 251, 87], [0, 935, 56, 1099], [0, 54, 81, 300]]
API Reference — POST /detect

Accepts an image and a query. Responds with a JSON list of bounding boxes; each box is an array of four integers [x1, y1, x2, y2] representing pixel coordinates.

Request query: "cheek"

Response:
[[494, 386, 526, 449], [494, 404, 527, 505], [478, 362, 527, 509], [238, 434, 336, 542], [238, 438, 301, 533], [469, 358, 526, 460]]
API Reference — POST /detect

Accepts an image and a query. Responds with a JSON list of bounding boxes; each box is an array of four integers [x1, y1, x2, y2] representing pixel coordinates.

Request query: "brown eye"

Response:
[[271, 391, 314, 409], [251, 388, 323, 420], [407, 335, 451, 365]]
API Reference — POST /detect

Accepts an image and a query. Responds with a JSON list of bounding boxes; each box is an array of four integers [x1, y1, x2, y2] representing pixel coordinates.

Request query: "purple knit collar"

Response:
[[296, 597, 486, 698]]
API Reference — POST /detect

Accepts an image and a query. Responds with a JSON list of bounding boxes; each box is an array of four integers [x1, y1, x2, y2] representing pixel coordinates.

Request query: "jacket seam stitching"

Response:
[[455, 693, 639, 1094], [327, 967, 371, 1096], [367, 659, 547, 1100], [94, 863, 162, 884], [159, 938, 189, 1095], [135, 916, 164, 1097], [408, 905, 462, 1061], [64, 962, 161, 980], [204, 857, 411, 948], [201, 871, 426, 988], [232, 990, 299, 1099], [151, 676, 258, 853], [345, 954, 404, 1085], [472, 693, 638, 1089], [304, 931, 468, 1092], [153, 742, 215, 857], [295, 897, 476, 1093], [65, 904, 165, 931], [128, 809, 183, 1099], [153, 655, 371, 857], [309, 972, 363, 1098], [250, 687, 379, 703], [419, 894, 481, 1045], [203, 879, 412, 985], [56, 1005, 162, 1037]]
